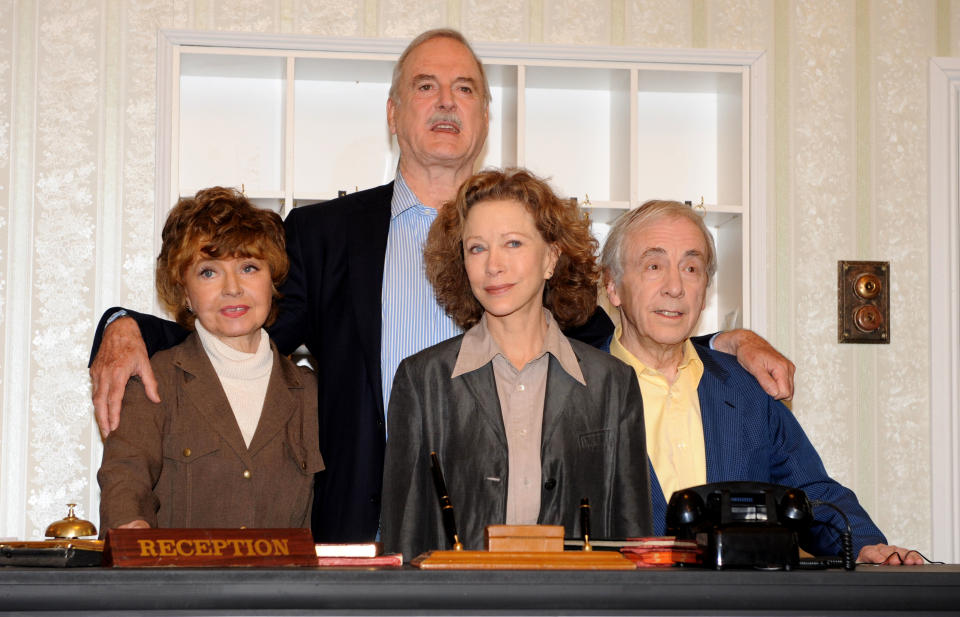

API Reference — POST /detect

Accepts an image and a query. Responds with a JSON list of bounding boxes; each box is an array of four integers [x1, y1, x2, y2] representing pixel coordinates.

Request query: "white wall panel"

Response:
[[379, 0, 447, 38], [292, 0, 364, 36], [871, 0, 935, 552], [625, 0, 693, 48], [463, 0, 529, 43], [788, 0, 858, 487], [543, 0, 611, 45]]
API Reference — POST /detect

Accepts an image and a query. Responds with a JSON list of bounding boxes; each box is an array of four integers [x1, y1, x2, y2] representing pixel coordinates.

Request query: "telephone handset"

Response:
[[666, 481, 812, 570]]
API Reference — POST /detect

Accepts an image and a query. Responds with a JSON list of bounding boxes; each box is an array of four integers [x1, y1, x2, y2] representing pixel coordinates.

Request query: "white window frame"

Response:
[[929, 56, 960, 564]]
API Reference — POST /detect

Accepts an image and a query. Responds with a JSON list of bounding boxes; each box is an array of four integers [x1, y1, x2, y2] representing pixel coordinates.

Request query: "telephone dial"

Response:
[[666, 481, 813, 570]]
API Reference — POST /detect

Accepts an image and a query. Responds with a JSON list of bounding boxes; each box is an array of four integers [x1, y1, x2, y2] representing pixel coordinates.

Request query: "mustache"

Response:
[[427, 112, 462, 129]]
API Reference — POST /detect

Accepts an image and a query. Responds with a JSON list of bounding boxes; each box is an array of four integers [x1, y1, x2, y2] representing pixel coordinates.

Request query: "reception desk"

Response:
[[1, 564, 958, 615]]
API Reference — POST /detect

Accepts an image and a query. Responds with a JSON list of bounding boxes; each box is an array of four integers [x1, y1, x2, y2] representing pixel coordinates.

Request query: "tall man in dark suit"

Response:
[[90, 29, 796, 543], [600, 199, 920, 564]]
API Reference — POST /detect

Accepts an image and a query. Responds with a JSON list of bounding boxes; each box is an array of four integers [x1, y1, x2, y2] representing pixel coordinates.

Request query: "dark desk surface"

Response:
[[1, 564, 958, 616]]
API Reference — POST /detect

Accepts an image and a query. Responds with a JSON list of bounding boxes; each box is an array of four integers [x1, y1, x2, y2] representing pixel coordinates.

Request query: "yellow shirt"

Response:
[[610, 327, 707, 502]]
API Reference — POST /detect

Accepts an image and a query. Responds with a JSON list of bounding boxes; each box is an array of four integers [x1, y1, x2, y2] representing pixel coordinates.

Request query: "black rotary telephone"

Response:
[[666, 481, 814, 570]]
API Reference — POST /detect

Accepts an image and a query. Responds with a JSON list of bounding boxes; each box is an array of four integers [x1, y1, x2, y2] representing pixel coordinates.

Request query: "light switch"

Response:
[[838, 261, 889, 344]]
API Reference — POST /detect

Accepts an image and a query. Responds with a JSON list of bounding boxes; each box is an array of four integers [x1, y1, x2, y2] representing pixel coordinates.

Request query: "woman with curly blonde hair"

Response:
[[382, 168, 651, 560]]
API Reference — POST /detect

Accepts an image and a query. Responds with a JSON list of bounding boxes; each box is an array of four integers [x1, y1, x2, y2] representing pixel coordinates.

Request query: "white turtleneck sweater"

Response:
[[194, 320, 273, 448]]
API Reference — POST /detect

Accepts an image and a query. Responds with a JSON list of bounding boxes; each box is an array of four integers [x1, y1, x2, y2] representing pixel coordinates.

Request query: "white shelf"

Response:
[[158, 33, 766, 334], [293, 57, 396, 197], [178, 54, 286, 194]]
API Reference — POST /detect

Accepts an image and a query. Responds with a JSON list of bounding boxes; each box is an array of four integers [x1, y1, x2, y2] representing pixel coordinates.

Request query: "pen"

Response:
[[430, 452, 463, 551], [580, 498, 592, 551]]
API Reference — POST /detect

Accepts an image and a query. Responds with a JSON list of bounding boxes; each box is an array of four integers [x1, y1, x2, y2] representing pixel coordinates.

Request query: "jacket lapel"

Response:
[[541, 355, 578, 451], [246, 340, 300, 456], [458, 364, 507, 450], [348, 182, 393, 421], [174, 334, 251, 464], [695, 347, 742, 483]]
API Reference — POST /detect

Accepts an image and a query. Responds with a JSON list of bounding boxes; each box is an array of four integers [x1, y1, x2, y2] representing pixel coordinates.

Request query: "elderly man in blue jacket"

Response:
[[601, 199, 920, 565]]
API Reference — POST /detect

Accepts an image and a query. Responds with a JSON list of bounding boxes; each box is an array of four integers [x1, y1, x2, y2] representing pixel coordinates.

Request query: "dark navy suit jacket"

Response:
[[605, 338, 887, 556]]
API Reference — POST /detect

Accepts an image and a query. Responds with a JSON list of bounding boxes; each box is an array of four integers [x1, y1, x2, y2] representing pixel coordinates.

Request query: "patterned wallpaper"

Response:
[[871, 1, 934, 541], [0, 0, 951, 557], [0, 0, 10, 335], [26, 0, 100, 537]]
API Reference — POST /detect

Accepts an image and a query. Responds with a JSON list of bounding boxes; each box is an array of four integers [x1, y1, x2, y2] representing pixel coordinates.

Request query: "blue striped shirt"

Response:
[[380, 174, 462, 425]]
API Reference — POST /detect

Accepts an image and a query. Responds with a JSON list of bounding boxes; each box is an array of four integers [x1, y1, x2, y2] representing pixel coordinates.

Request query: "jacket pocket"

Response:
[[161, 432, 220, 526], [578, 429, 611, 450], [285, 418, 325, 476], [284, 439, 325, 476]]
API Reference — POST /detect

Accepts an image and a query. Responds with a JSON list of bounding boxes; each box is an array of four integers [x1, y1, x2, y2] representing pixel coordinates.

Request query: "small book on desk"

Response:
[[314, 542, 382, 558], [314, 542, 402, 567], [315, 553, 403, 567]]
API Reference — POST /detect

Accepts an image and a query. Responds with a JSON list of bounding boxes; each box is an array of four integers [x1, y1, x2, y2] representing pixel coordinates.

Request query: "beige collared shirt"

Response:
[[610, 327, 707, 502], [452, 310, 585, 525]]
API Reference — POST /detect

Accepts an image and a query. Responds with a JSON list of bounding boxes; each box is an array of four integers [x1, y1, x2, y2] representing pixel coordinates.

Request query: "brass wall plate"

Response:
[[838, 260, 889, 344]]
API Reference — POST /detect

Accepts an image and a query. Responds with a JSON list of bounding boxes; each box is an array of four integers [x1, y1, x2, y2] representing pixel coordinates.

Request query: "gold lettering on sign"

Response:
[[137, 539, 158, 556], [254, 539, 271, 556], [157, 539, 177, 557], [175, 540, 194, 556], [135, 537, 295, 557], [212, 539, 229, 556], [194, 539, 212, 556]]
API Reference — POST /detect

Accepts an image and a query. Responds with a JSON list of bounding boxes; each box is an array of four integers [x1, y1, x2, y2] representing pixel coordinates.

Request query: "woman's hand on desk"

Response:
[[117, 519, 150, 530], [857, 543, 924, 565]]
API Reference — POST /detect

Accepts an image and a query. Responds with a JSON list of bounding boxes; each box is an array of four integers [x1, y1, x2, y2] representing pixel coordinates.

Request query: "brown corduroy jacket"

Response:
[[98, 332, 323, 534]]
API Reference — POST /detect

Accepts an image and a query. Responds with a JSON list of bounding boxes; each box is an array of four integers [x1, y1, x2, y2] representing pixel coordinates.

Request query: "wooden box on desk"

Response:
[[413, 525, 636, 570], [485, 525, 564, 552]]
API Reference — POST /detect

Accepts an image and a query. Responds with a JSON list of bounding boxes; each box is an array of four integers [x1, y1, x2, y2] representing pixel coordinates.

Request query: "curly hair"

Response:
[[155, 186, 289, 330], [425, 168, 599, 330]]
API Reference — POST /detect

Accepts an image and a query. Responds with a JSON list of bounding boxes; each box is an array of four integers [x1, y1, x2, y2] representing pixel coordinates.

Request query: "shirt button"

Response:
[[182, 448, 191, 457], [517, 384, 525, 392], [301, 461, 307, 470], [242, 469, 252, 479]]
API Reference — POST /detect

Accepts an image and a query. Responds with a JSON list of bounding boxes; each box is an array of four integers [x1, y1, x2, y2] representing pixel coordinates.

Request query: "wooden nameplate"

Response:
[[411, 550, 636, 570], [485, 524, 564, 552], [103, 528, 316, 567]]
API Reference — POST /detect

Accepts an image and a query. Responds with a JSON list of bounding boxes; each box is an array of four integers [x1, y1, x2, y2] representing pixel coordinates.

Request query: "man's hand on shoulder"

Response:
[[712, 329, 795, 400], [90, 316, 159, 438], [857, 543, 924, 565]]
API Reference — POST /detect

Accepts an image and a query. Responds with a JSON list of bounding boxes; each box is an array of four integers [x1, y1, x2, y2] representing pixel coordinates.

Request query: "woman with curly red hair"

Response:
[[382, 168, 651, 560], [98, 187, 324, 533]]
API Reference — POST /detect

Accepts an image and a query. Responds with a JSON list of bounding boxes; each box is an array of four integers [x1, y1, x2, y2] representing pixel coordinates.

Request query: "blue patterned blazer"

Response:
[[607, 339, 887, 557]]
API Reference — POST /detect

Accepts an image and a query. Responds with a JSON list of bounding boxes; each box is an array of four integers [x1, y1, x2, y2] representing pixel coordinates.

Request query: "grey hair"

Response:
[[600, 199, 717, 287], [388, 28, 492, 107]]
